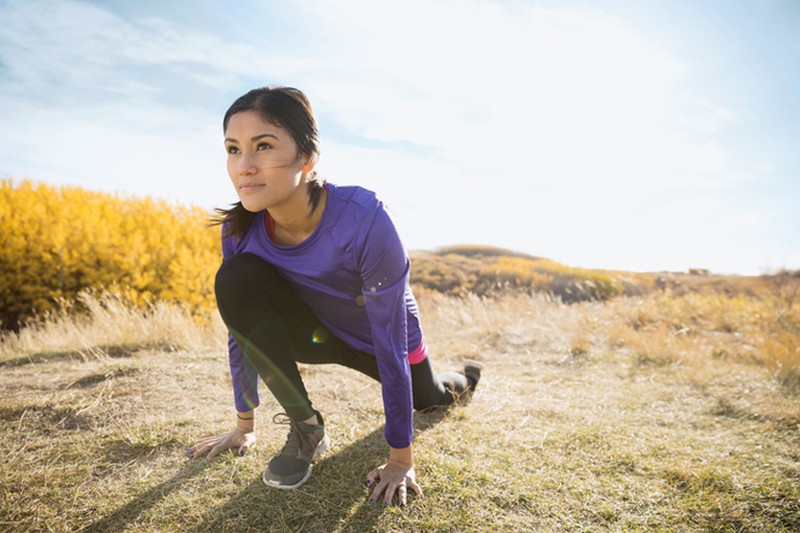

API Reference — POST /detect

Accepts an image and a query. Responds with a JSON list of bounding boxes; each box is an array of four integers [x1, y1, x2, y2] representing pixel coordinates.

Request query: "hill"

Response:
[[409, 245, 778, 302]]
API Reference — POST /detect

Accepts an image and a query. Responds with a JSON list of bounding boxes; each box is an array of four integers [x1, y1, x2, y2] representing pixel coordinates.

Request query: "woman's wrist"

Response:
[[236, 410, 255, 431], [388, 444, 413, 468]]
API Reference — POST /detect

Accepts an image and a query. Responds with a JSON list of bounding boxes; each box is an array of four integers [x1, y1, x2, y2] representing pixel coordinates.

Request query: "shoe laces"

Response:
[[272, 413, 320, 459]]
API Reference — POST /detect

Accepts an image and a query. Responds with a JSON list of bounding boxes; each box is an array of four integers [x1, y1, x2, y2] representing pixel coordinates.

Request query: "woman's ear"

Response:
[[302, 154, 318, 174]]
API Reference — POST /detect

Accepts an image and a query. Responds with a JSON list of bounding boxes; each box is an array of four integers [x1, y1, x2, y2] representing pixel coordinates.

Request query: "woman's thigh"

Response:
[[287, 319, 381, 382]]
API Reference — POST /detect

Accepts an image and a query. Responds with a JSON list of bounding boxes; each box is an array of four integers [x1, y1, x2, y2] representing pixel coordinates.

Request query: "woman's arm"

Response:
[[356, 200, 423, 505], [358, 205, 415, 449], [222, 230, 261, 413], [188, 229, 259, 460]]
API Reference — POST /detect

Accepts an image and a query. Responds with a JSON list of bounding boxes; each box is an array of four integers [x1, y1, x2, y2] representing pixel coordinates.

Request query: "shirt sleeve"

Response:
[[222, 229, 260, 412], [357, 203, 414, 448]]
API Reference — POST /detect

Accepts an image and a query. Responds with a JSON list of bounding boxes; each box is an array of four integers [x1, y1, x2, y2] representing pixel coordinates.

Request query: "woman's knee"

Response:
[[215, 253, 272, 311]]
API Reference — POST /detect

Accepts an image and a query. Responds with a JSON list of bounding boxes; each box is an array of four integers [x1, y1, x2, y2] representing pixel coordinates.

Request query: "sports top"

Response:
[[222, 182, 423, 448]]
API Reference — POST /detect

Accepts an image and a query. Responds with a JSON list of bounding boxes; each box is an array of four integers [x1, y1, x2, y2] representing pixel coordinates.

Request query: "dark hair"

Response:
[[211, 86, 324, 240]]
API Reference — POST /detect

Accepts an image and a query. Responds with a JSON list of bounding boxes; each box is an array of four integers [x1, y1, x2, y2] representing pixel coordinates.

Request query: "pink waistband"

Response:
[[408, 337, 428, 365]]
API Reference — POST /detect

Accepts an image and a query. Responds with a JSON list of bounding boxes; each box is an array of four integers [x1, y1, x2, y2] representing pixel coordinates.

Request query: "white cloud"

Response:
[[292, 0, 748, 199], [0, 0, 304, 100], [680, 96, 739, 133]]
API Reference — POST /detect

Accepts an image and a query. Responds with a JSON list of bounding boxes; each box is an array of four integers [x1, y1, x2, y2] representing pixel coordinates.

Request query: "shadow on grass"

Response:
[[99, 438, 183, 464], [0, 344, 138, 367], [190, 408, 450, 532], [79, 458, 207, 533], [76, 408, 450, 532], [0, 403, 94, 430]]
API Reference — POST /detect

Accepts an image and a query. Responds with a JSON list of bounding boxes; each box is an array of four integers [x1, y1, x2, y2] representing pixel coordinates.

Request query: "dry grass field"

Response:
[[1, 268, 799, 532]]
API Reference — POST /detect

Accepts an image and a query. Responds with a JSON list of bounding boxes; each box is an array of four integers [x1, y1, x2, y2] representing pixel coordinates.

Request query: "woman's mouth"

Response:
[[239, 182, 265, 192]]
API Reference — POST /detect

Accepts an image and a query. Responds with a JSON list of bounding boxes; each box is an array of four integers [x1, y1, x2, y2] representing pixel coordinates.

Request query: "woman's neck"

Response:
[[268, 187, 327, 246]]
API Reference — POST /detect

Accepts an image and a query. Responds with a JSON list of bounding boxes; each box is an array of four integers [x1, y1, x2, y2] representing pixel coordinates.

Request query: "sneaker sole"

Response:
[[262, 433, 331, 490]]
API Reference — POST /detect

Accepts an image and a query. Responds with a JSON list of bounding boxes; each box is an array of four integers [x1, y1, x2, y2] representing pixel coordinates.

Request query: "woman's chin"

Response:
[[239, 199, 266, 213]]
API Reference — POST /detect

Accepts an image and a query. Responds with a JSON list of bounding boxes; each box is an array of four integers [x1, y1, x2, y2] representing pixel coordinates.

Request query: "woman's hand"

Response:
[[187, 428, 256, 461], [366, 460, 423, 507]]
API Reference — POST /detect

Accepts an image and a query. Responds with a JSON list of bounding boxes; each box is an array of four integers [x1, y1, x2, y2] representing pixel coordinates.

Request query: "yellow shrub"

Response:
[[0, 179, 220, 329], [477, 256, 622, 302]]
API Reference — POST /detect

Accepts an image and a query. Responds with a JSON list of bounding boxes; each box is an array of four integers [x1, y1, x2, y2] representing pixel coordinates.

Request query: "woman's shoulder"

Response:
[[325, 183, 396, 249], [325, 183, 388, 227], [328, 183, 381, 211]]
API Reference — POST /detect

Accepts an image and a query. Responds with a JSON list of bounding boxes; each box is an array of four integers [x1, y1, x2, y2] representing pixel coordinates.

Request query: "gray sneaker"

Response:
[[463, 360, 484, 392], [262, 410, 330, 490]]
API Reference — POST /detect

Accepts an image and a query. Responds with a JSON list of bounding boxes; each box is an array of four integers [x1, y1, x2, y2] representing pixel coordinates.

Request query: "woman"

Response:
[[187, 86, 482, 507]]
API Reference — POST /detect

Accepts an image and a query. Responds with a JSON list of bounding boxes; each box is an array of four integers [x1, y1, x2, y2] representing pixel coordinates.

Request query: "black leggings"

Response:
[[215, 253, 468, 422]]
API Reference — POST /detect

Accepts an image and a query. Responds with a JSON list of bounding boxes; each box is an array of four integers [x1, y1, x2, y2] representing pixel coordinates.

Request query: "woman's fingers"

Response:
[[187, 442, 206, 459], [365, 467, 381, 487], [192, 435, 219, 448], [368, 478, 401, 507], [369, 480, 392, 505], [206, 443, 224, 461], [397, 484, 408, 507], [191, 443, 212, 459], [407, 475, 423, 498], [188, 437, 217, 457], [367, 468, 389, 503], [187, 435, 226, 459], [382, 482, 399, 507]]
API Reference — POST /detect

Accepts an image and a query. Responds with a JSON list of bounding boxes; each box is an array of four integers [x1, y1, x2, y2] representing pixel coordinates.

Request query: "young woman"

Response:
[[187, 86, 482, 507]]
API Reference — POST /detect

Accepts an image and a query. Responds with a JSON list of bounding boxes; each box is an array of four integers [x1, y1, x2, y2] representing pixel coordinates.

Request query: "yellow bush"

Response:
[[0, 179, 220, 329], [477, 256, 622, 302]]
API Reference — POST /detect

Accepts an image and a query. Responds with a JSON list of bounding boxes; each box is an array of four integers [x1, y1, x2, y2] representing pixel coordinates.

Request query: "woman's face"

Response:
[[224, 110, 309, 213]]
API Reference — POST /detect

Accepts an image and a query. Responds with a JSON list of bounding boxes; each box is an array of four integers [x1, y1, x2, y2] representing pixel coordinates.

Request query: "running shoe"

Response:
[[262, 410, 330, 489]]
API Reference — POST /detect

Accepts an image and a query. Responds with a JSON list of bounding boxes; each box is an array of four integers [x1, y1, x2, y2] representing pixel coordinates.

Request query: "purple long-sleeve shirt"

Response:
[[221, 183, 423, 448]]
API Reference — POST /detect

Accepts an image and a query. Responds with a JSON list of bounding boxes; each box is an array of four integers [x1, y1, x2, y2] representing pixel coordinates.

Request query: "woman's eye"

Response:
[[226, 146, 240, 155], [256, 142, 272, 151]]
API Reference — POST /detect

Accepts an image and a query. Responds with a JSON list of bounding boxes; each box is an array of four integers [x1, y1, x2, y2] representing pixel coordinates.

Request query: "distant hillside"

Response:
[[409, 245, 780, 303], [431, 244, 541, 260]]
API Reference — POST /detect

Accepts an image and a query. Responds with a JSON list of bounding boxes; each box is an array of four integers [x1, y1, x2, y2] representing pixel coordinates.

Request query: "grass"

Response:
[[1, 282, 799, 532]]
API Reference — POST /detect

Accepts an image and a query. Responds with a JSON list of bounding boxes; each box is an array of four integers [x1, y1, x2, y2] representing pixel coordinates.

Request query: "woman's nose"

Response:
[[238, 153, 256, 175]]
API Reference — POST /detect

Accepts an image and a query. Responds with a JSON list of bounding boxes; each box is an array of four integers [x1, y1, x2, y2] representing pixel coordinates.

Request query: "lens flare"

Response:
[[312, 326, 330, 344], [243, 396, 258, 410]]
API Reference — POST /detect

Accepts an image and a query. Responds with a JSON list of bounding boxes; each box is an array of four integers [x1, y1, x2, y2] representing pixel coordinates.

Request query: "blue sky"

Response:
[[1, 0, 798, 275]]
